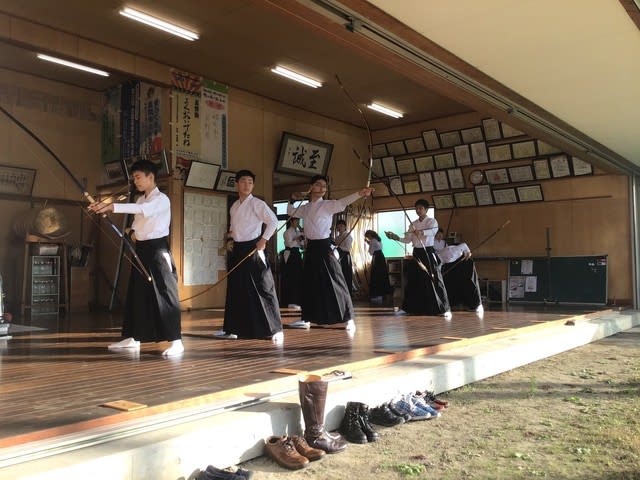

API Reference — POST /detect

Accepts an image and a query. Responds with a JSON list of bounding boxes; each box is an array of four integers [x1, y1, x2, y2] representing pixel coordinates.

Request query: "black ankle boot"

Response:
[[357, 403, 379, 442], [339, 402, 368, 443]]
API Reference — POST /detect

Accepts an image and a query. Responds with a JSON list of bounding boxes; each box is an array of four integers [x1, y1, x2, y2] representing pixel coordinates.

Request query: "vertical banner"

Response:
[[171, 70, 202, 162], [139, 82, 163, 155], [201, 80, 228, 168], [101, 86, 121, 164]]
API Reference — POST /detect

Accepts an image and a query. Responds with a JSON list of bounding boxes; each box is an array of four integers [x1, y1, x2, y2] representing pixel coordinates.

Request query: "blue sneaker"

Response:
[[409, 394, 442, 418], [390, 396, 432, 421]]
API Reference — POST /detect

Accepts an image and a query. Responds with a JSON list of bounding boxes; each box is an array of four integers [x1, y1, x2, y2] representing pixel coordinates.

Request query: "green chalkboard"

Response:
[[508, 255, 607, 305]]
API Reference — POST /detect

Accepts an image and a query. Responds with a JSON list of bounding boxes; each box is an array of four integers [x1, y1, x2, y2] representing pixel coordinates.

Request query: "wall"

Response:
[[0, 69, 102, 312], [371, 112, 631, 303]]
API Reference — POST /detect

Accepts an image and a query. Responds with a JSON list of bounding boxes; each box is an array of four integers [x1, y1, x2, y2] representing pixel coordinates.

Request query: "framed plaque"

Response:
[[454, 191, 477, 208], [396, 158, 416, 175], [485, 167, 510, 185], [475, 185, 494, 206], [382, 156, 398, 176], [433, 170, 450, 190], [386, 140, 407, 156], [508, 165, 534, 183], [533, 158, 551, 180], [571, 157, 593, 176], [422, 129, 441, 151], [419, 172, 434, 192], [415, 155, 435, 172], [461, 126, 484, 144], [434, 152, 455, 170], [432, 194, 454, 209], [470, 141, 489, 164], [511, 140, 536, 159], [447, 168, 465, 189], [516, 184, 544, 203], [404, 137, 425, 154], [550, 154, 571, 178], [493, 188, 518, 204], [439, 130, 462, 148], [454, 144, 472, 166], [482, 118, 501, 140], [488, 144, 512, 162], [276, 132, 333, 177], [372, 143, 388, 158]]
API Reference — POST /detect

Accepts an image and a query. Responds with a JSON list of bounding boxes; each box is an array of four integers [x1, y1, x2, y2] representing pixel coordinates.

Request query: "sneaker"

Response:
[[416, 390, 449, 408], [387, 402, 412, 422], [271, 331, 284, 345], [288, 304, 302, 311], [213, 330, 238, 339], [287, 320, 311, 329], [389, 396, 432, 421], [409, 394, 442, 418]]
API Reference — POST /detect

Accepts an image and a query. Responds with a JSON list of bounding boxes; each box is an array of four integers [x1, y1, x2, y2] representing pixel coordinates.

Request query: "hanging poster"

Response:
[[139, 82, 163, 155], [200, 80, 229, 167]]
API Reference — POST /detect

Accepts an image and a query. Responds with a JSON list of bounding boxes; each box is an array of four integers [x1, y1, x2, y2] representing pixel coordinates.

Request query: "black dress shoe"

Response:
[[369, 403, 405, 427], [201, 465, 250, 480]]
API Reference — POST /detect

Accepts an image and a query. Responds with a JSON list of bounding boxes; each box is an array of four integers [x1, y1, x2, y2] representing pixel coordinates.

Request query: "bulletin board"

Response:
[[182, 191, 228, 285], [508, 255, 607, 305]]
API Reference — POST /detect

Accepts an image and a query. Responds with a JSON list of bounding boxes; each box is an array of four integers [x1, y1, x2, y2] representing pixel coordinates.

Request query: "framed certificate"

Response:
[[454, 144, 472, 166], [276, 132, 333, 177], [550, 154, 571, 178], [434, 152, 455, 170], [422, 129, 441, 150], [185, 161, 220, 189], [396, 158, 416, 175], [433, 170, 450, 190], [447, 168, 465, 189], [386, 140, 407, 156], [511, 140, 536, 159], [516, 184, 544, 202], [488, 144, 512, 162], [533, 158, 551, 180], [508, 165, 534, 183], [482, 118, 501, 140], [470, 141, 489, 164], [432, 194, 455, 209], [571, 157, 593, 176], [418, 172, 434, 192], [372, 143, 388, 158], [493, 187, 518, 204], [215, 170, 237, 192], [485, 167, 510, 185], [537, 140, 561, 155], [382, 156, 397, 176], [371, 158, 384, 179], [402, 176, 421, 194], [440, 130, 462, 148], [370, 181, 390, 197], [461, 126, 484, 144], [475, 185, 494, 206], [500, 123, 524, 138], [404, 137, 425, 154], [454, 191, 477, 208], [415, 155, 435, 172]]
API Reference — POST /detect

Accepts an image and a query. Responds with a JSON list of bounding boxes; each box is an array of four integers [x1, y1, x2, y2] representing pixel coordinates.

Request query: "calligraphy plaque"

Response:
[[276, 132, 333, 177], [0, 165, 36, 196]]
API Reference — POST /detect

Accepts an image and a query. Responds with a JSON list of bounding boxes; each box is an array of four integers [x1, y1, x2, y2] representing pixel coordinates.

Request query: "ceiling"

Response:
[[0, 0, 638, 171]]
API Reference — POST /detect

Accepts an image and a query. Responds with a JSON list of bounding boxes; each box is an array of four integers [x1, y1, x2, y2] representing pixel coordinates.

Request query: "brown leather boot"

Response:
[[298, 374, 348, 454], [264, 436, 309, 470], [290, 435, 326, 461]]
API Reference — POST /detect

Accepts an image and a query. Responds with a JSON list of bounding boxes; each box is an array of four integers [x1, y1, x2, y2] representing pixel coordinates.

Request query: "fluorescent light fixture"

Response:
[[270, 66, 322, 88], [367, 102, 403, 119], [36, 54, 110, 77], [119, 7, 199, 41]]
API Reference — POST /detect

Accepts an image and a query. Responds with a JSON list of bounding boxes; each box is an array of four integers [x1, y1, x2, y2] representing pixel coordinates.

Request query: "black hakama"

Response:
[[223, 238, 282, 338], [279, 247, 303, 307], [338, 249, 354, 294], [442, 258, 482, 309], [369, 250, 393, 298], [124, 237, 181, 342], [302, 238, 354, 325], [401, 247, 450, 315]]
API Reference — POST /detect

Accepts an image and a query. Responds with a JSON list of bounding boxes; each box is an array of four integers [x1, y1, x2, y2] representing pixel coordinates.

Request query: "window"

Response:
[[375, 206, 434, 258]]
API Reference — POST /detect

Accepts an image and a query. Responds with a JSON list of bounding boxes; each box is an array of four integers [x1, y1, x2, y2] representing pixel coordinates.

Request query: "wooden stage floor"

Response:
[[0, 303, 603, 448]]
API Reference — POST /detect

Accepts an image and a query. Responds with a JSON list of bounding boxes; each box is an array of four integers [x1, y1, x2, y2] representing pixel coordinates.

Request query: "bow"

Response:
[[0, 105, 152, 282]]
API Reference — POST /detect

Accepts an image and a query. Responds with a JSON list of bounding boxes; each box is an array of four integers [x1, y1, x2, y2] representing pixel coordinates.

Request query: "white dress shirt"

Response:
[[398, 216, 439, 248], [284, 227, 304, 248], [335, 231, 353, 252], [112, 187, 170, 240], [436, 242, 471, 263], [230, 194, 277, 241], [287, 192, 360, 240], [368, 238, 383, 255]]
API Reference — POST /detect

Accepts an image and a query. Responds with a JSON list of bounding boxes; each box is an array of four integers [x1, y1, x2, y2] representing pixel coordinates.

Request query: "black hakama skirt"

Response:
[[302, 238, 354, 325], [442, 258, 482, 309], [123, 237, 181, 342], [338, 249, 354, 294], [279, 247, 303, 307], [223, 238, 282, 338], [369, 250, 393, 298], [401, 247, 450, 315]]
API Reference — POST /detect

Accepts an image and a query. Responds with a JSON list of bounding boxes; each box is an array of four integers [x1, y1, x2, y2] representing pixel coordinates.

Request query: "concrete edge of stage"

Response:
[[2, 309, 638, 480]]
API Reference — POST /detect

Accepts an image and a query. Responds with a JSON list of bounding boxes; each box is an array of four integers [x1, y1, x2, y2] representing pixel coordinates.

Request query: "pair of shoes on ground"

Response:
[[287, 319, 356, 332], [215, 330, 284, 344], [339, 401, 379, 444], [108, 337, 184, 356], [390, 393, 442, 420], [264, 435, 325, 470], [197, 465, 252, 480], [368, 402, 407, 427], [415, 389, 450, 409]]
